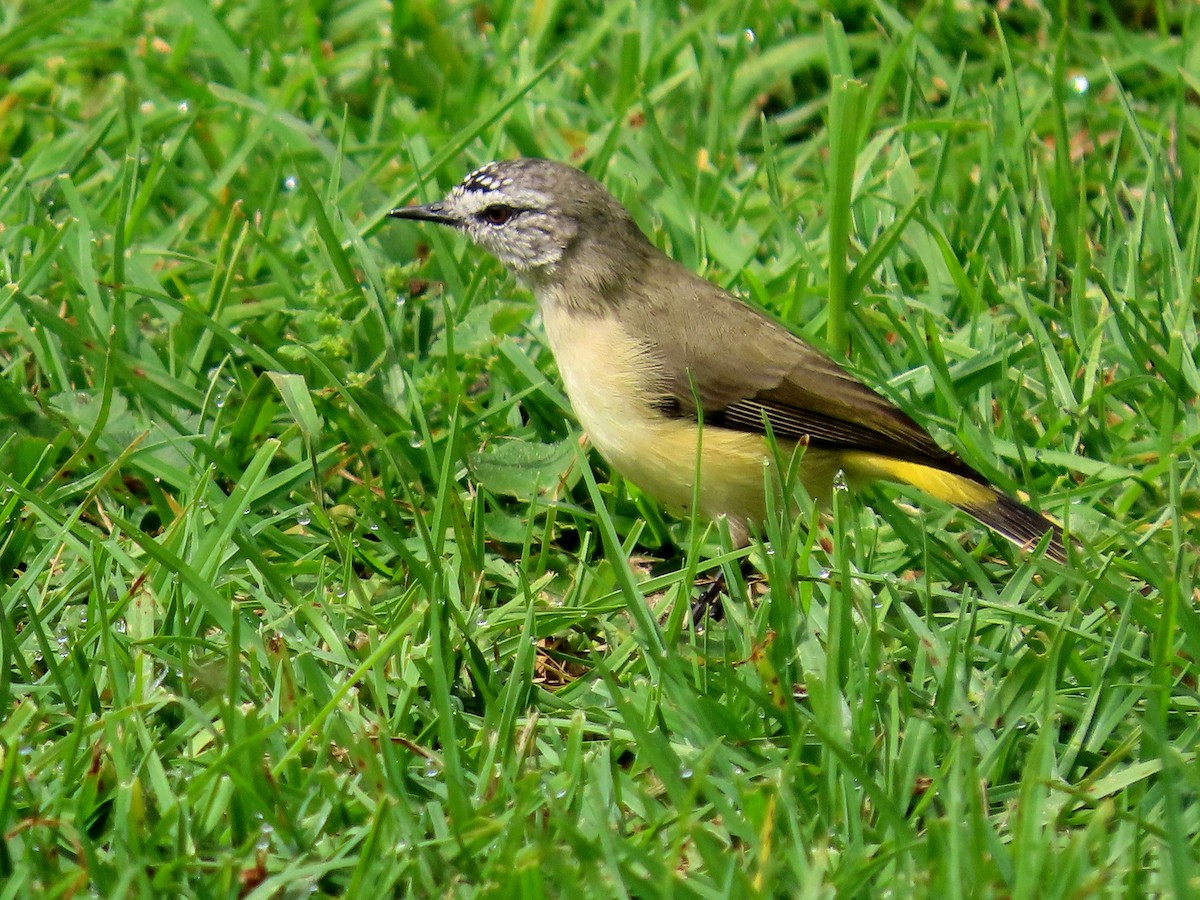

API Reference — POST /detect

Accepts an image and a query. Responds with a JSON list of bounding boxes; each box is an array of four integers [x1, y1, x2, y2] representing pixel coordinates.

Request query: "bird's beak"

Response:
[[387, 202, 458, 226]]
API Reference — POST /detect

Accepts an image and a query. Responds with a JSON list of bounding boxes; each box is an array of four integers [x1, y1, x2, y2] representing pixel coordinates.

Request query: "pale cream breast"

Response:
[[539, 302, 658, 469], [537, 298, 837, 542]]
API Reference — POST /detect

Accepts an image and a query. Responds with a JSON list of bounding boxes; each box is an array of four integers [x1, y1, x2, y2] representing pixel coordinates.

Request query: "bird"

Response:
[[388, 158, 1066, 564]]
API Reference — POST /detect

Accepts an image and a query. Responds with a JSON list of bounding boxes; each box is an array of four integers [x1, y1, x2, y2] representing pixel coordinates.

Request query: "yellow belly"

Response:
[[539, 303, 837, 543]]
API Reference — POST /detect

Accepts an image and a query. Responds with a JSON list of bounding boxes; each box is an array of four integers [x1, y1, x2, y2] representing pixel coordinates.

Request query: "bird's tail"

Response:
[[841, 452, 1066, 563]]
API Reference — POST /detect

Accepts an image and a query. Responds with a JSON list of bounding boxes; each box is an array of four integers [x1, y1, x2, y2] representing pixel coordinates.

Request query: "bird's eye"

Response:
[[479, 204, 516, 226]]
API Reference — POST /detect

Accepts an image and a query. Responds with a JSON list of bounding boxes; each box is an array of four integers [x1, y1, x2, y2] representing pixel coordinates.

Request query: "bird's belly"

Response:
[[540, 305, 837, 539]]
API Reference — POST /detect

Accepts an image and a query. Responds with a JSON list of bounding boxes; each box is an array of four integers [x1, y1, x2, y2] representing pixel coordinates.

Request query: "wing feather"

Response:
[[624, 260, 985, 484]]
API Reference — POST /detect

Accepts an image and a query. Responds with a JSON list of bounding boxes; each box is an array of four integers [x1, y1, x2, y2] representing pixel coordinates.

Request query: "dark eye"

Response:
[[479, 204, 516, 226]]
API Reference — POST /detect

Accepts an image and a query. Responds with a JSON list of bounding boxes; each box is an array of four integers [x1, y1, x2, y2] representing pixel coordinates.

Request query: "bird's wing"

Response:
[[629, 262, 984, 482]]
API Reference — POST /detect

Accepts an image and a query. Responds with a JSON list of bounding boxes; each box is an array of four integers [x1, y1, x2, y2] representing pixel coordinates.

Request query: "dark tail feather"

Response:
[[958, 490, 1067, 563], [840, 452, 1068, 563]]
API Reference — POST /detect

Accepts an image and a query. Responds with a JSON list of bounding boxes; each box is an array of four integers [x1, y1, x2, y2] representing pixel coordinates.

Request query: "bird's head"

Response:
[[389, 158, 641, 279]]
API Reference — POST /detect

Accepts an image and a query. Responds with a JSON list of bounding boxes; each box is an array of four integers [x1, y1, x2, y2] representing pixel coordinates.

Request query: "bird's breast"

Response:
[[536, 297, 812, 539], [538, 300, 669, 462]]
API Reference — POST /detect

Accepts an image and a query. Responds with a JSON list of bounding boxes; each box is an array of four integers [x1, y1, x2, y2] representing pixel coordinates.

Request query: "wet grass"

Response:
[[1, 0, 1197, 895]]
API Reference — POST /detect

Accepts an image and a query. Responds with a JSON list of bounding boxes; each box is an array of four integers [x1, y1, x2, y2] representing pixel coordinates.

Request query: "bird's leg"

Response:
[[690, 573, 727, 627], [690, 556, 757, 628]]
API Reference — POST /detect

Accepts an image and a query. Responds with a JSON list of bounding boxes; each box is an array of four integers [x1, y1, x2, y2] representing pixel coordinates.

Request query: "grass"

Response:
[[1, 0, 1198, 895]]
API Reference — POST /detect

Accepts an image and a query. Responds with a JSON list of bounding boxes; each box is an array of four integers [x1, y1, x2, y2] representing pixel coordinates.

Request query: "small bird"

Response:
[[389, 158, 1066, 563]]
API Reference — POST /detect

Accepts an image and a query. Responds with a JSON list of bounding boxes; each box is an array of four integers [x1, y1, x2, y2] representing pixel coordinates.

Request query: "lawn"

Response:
[[1, 0, 1197, 895]]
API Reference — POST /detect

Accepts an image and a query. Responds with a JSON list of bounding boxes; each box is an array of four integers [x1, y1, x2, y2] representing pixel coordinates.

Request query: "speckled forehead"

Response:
[[462, 165, 508, 193], [448, 163, 550, 211]]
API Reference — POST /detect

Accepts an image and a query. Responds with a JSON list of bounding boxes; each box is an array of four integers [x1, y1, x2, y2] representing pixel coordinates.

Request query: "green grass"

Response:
[[1, 0, 1198, 895]]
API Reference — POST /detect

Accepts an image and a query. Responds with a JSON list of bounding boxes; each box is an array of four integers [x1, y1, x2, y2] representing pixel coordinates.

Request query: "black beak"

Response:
[[387, 203, 458, 226]]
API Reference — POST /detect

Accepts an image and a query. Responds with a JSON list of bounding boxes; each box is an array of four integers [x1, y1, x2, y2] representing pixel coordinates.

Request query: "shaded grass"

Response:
[[1, 0, 1198, 895]]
